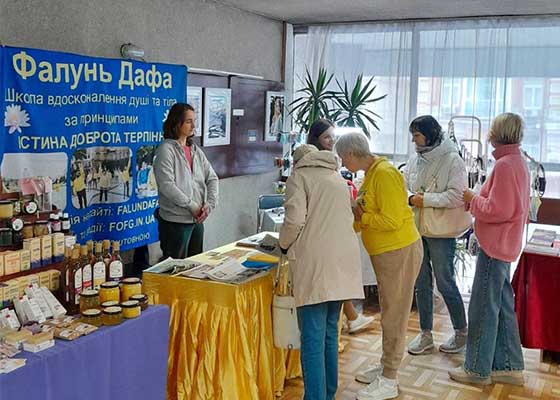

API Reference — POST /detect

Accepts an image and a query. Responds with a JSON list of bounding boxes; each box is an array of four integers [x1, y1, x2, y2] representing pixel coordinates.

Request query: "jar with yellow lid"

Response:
[[103, 306, 123, 326], [101, 300, 119, 309], [79, 289, 100, 313], [81, 309, 103, 327], [121, 277, 142, 302], [0, 200, 14, 219], [121, 300, 141, 319], [99, 281, 120, 303], [129, 294, 148, 311]]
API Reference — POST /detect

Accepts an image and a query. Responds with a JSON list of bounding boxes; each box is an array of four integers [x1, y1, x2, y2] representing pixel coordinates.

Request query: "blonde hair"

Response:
[[489, 113, 524, 145]]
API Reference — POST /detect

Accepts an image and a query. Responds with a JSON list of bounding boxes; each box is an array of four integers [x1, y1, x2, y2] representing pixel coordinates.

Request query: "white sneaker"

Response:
[[356, 376, 398, 400], [355, 363, 383, 384], [348, 314, 375, 333]]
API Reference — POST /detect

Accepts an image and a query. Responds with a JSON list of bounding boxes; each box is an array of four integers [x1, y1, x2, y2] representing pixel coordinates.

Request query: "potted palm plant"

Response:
[[289, 67, 387, 137]]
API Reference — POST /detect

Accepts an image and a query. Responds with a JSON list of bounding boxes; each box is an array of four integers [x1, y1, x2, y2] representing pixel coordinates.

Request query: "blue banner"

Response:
[[0, 46, 187, 250]]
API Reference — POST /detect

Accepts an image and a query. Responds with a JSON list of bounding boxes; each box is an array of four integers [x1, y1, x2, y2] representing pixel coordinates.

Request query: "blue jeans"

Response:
[[297, 301, 342, 400], [415, 237, 466, 331], [464, 249, 524, 377]]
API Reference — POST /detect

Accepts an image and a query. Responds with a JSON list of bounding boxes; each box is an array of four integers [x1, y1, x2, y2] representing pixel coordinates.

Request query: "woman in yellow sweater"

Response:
[[335, 132, 423, 400]]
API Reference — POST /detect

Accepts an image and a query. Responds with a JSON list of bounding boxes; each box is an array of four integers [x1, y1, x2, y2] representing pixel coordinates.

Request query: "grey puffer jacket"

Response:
[[153, 139, 218, 223]]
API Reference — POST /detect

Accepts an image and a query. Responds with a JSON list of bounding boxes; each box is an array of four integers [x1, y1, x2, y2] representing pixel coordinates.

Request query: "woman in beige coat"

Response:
[[279, 144, 364, 400]]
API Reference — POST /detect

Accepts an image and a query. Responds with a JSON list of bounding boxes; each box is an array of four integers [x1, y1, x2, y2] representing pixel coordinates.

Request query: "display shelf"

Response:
[[0, 261, 64, 284]]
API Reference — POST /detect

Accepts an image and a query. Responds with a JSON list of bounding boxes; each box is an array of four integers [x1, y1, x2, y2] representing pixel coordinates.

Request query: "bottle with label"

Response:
[[62, 246, 73, 309], [93, 242, 106, 290], [61, 213, 71, 234], [69, 247, 82, 315], [86, 240, 95, 266], [102, 239, 112, 270], [80, 245, 92, 291], [107, 241, 123, 282]]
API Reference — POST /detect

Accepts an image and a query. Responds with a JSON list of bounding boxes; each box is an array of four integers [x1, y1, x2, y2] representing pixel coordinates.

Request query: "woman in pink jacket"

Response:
[[449, 113, 529, 387]]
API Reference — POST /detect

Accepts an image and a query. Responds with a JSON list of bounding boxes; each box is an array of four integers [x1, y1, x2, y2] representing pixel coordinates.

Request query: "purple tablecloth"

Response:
[[0, 305, 170, 400]]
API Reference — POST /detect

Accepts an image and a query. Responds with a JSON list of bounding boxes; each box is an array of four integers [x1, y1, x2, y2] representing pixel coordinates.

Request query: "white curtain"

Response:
[[295, 23, 414, 161], [294, 17, 560, 175]]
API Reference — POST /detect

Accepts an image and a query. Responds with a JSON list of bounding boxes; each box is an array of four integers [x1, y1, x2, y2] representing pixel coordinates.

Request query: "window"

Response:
[[294, 18, 560, 197]]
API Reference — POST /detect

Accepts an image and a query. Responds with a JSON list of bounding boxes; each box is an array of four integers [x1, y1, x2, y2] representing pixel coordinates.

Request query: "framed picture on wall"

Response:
[[264, 91, 285, 142], [187, 86, 203, 137], [203, 88, 231, 147]]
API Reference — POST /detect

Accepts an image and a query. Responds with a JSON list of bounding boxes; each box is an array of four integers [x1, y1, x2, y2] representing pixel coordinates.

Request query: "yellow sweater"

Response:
[[356, 157, 419, 255]]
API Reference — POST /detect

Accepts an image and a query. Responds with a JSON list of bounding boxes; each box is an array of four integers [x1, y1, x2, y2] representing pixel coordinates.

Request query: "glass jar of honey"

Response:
[[129, 294, 148, 311], [79, 289, 100, 313], [101, 300, 119, 309], [34, 220, 49, 237], [99, 281, 120, 303], [0, 200, 14, 219], [121, 277, 142, 302], [81, 308, 102, 327], [121, 300, 141, 319], [103, 306, 123, 326], [22, 222, 34, 239]]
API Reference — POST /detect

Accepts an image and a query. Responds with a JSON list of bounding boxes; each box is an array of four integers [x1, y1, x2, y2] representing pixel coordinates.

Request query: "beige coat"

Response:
[[279, 151, 364, 307]]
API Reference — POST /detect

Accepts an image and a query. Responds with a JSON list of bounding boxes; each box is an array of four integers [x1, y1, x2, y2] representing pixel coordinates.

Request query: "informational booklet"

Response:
[[178, 257, 267, 284], [528, 229, 557, 247], [145, 257, 202, 274]]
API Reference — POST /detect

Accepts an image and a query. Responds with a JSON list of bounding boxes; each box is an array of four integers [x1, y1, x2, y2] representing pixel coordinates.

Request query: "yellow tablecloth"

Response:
[[143, 241, 301, 400]]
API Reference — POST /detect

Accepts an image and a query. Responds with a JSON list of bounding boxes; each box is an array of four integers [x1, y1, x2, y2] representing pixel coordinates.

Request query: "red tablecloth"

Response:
[[512, 252, 560, 352]]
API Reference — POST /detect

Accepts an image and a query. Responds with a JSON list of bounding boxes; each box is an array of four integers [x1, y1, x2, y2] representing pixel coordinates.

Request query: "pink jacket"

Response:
[[470, 144, 529, 262]]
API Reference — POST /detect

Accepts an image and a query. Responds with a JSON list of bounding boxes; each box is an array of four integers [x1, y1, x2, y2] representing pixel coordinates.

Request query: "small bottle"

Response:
[[69, 247, 82, 315], [48, 213, 55, 234], [86, 240, 95, 266], [102, 240, 112, 269], [62, 246, 73, 309], [107, 241, 123, 282], [80, 245, 92, 291], [93, 242, 106, 290], [61, 213, 71, 234]]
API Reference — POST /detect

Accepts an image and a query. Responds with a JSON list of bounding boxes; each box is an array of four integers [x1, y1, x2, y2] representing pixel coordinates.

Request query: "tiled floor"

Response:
[[279, 294, 560, 399]]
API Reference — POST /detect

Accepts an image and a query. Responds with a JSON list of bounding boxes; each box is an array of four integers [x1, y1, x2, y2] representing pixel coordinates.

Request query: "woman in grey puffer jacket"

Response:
[[404, 115, 468, 356]]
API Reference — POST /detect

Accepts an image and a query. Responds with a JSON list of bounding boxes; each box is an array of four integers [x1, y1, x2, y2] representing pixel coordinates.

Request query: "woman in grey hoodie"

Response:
[[154, 103, 219, 259]]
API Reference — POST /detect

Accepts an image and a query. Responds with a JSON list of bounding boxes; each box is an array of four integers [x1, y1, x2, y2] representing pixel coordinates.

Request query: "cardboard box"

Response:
[[16, 277, 29, 297], [52, 233, 65, 263], [38, 271, 51, 289], [41, 235, 53, 266], [19, 249, 31, 272], [23, 238, 41, 269], [49, 270, 61, 291], [27, 274, 39, 286], [4, 251, 21, 275], [0, 253, 4, 277], [5, 280, 19, 303]]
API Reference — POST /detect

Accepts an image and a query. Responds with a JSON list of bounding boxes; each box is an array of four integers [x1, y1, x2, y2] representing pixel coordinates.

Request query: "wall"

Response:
[[0, 0, 284, 251], [0, 0, 282, 80]]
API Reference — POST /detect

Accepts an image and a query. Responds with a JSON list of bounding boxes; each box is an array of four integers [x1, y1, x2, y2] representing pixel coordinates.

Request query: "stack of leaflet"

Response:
[[524, 229, 560, 256]]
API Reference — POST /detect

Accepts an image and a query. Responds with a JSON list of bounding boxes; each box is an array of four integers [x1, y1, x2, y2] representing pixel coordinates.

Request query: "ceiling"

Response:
[[216, 0, 560, 24]]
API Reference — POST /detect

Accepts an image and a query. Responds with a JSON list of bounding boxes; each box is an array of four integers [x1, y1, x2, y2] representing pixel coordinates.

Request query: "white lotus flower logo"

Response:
[[4, 105, 31, 134]]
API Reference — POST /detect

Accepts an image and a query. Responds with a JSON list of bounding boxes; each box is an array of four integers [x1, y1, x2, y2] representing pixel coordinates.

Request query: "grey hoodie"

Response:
[[153, 139, 218, 223]]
